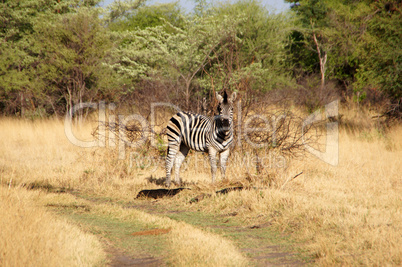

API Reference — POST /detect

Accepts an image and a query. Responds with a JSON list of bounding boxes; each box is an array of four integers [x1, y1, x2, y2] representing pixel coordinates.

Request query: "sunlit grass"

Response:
[[0, 186, 106, 267], [0, 107, 401, 265]]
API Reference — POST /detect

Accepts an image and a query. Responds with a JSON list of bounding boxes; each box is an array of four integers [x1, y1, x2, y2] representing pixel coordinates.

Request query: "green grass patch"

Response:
[[47, 201, 170, 263], [123, 199, 310, 265]]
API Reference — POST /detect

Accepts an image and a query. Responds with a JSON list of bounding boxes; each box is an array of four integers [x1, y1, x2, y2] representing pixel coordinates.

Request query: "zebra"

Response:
[[165, 91, 237, 187]]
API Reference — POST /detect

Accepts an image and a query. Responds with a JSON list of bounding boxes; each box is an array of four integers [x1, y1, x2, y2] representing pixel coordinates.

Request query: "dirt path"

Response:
[[49, 190, 307, 266], [126, 200, 305, 266], [106, 246, 162, 267]]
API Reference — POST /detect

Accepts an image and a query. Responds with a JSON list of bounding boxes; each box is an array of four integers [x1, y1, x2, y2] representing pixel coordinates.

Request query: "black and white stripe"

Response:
[[165, 91, 237, 186]]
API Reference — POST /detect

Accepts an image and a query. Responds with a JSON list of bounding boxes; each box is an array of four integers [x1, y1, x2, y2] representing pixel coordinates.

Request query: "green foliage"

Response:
[[286, 0, 401, 102], [287, 0, 328, 25], [105, 26, 171, 86], [34, 8, 116, 115], [103, 0, 146, 24], [0, 0, 399, 116], [200, 0, 295, 92], [354, 1, 402, 99], [0, 0, 108, 115], [105, 0, 296, 111], [109, 2, 185, 31]]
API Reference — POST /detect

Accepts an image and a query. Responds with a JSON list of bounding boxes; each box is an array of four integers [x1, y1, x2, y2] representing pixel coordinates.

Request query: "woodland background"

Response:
[[0, 0, 400, 120]]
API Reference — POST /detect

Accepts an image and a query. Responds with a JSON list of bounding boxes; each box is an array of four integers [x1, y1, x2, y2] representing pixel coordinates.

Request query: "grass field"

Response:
[[0, 104, 401, 265], [0, 186, 106, 267]]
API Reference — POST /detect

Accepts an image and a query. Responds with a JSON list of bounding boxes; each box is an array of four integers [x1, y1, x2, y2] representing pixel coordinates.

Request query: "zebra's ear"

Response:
[[230, 92, 237, 102], [216, 92, 224, 103]]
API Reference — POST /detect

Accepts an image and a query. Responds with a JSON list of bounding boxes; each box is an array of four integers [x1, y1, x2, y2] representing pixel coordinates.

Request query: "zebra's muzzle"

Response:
[[222, 118, 230, 130]]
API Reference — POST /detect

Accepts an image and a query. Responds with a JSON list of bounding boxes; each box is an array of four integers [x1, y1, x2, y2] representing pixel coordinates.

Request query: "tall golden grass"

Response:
[[0, 117, 247, 266], [201, 127, 402, 265], [0, 104, 401, 265], [0, 119, 106, 266], [0, 186, 105, 266]]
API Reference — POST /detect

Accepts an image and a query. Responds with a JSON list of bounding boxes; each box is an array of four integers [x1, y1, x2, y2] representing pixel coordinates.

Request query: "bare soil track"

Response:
[[42, 187, 309, 266], [106, 246, 163, 267], [128, 200, 306, 266]]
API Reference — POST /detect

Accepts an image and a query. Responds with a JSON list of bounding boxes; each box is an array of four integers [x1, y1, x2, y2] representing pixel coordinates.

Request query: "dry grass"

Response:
[[0, 105, 401, 265], [0, 117, 247, 266], [191, 126, 402, 265], [0, 186, 105, 266], [0, 118, 149, 198], [0, 118, 89, 188]]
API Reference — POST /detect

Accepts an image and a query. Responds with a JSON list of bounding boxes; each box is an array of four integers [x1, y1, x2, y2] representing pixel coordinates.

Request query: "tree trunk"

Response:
[[312, 32, 327, 97], [185, 79, 191, 110], [20, 91, 25, 117]]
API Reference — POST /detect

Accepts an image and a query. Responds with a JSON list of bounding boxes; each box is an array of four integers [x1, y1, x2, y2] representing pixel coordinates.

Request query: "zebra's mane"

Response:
[[223, 90, 228, 104]]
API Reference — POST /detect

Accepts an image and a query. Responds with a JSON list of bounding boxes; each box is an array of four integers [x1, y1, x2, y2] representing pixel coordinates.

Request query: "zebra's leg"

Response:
[[166, 142, 180, 187], [208, 148, 218, 183], [219, 149, 230, 181], [173, 144, 189, 186]]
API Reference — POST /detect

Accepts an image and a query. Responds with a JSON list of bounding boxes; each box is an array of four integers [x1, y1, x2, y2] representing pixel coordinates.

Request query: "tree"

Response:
[[34, 8, 115, 117], [106, 3, 247, 109], [286, 0, 401, 107], [353, 1, 401, 102], [200, 0, 295, 95], [161, 13, 248, 109], [106, 0, 296, 112], [103, 0, 147, 24], [285, 0, 331, 94], [108, 2, 185, 31], [0, 0, 103, 116]]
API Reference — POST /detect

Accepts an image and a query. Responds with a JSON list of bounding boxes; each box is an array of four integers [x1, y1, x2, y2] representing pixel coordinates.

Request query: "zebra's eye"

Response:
[[217, 106, 222, 113]]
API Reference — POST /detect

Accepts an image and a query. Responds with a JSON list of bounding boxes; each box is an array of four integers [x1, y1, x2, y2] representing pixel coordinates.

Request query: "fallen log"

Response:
[[190, 186, 247, 203], [135, 188, 190, 199]]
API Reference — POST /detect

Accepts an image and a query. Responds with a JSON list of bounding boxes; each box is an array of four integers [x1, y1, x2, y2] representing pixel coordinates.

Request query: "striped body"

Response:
[[167, 112, 233, 152], [165, 91, 237, 186]]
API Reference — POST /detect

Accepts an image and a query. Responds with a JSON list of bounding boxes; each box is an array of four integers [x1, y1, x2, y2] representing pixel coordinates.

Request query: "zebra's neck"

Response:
[[213, 116, 233, 141]]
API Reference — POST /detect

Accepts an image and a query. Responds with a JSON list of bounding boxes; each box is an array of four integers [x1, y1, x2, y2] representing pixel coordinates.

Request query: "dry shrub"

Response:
[[292, 77, 340, 113], [0, 118, 159, 199], [116, 75, 210, 117], [94, 90, 322, 189]]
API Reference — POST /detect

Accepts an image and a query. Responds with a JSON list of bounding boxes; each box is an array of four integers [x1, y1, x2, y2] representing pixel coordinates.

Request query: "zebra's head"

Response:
[[216, 91, 237, 130]]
